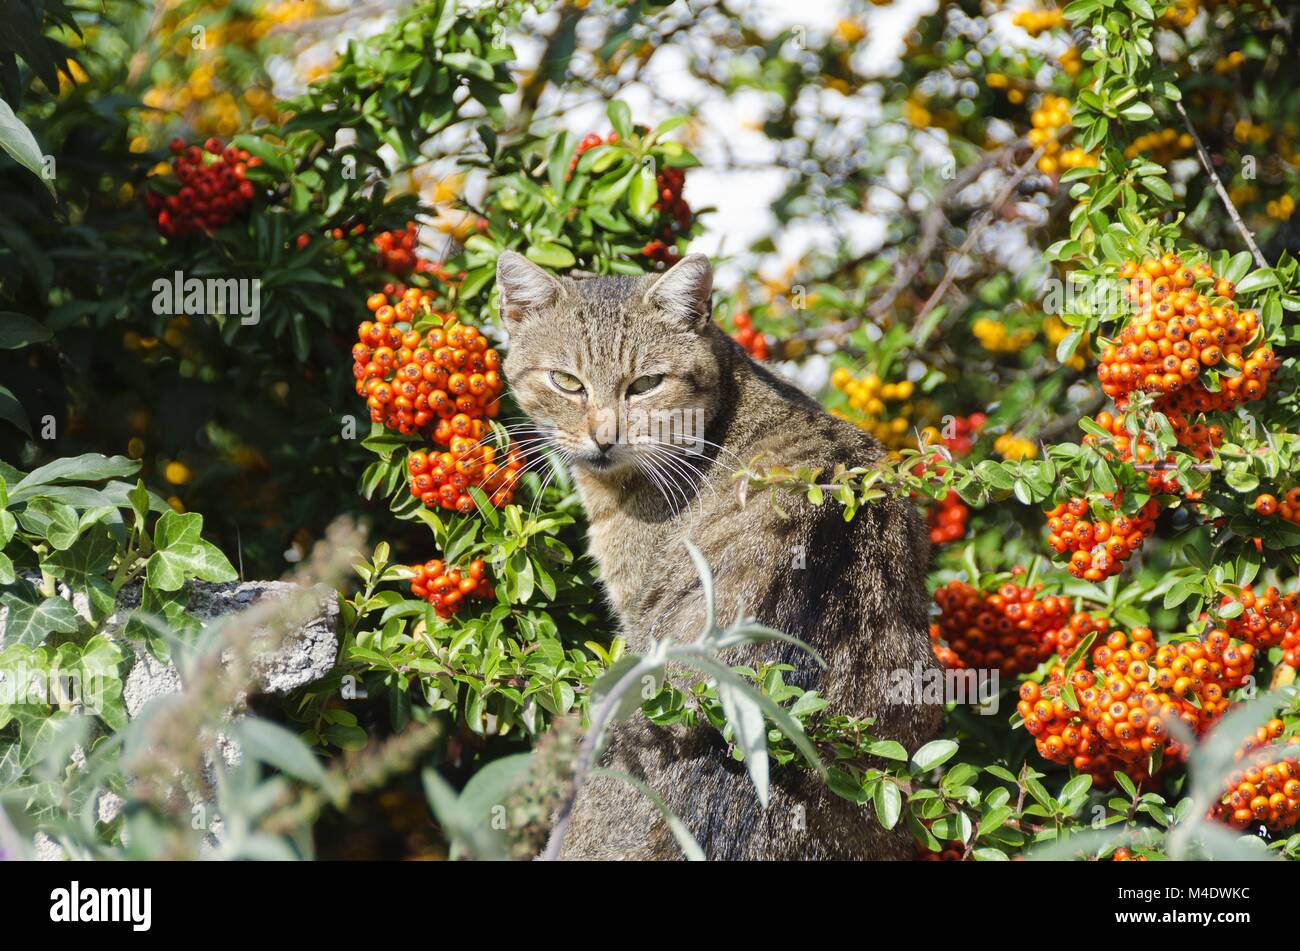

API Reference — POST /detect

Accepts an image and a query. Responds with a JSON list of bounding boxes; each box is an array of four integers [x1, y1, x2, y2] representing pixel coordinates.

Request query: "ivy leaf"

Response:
[[0, 594, 81, 647], [41, 524, 118, 622], [77, 635, 126, 729], [146, 511, 236, 591], [18, 498, 80, 550]]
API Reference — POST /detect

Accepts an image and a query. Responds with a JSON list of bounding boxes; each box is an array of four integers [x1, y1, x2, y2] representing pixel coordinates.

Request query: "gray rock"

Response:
[[4, 578, 339, 859], [117, 581, 339, 713]]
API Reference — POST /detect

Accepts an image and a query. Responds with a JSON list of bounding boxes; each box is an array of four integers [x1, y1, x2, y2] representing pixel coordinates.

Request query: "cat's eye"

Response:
[[550, 370, 585, 394], [627, 374, 664, 396]]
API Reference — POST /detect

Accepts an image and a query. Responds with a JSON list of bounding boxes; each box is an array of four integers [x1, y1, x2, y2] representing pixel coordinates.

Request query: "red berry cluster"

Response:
[[927, 490, 968, 545], [352, 287, 524, 512], [643, 165, 691, 265], [924, 413, 985, 546], [567, 131, 620, 178], [1212, 721, 1300, 832], [941, 412, 986, 455], [374, 221, 435, 276], [1044, 493, 1161, 580], [145, 137, 258, 238], [930, 577, 1073, 676], [409, 558, 493, 619], [729, 311, 770, 360]]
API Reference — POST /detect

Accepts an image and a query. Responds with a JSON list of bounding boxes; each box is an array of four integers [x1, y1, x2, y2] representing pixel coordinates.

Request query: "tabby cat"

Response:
[[496, 250, 941, 860]]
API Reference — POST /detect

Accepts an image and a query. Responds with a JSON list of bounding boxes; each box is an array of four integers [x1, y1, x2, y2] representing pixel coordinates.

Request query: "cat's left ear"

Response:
[[643, 253, 713, 331], [497, 250, 567, 326]]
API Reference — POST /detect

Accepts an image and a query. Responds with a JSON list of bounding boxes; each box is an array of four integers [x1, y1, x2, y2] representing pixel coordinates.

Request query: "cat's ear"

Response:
[[643, 253, 713, 330], [496, 250, 566, 325]]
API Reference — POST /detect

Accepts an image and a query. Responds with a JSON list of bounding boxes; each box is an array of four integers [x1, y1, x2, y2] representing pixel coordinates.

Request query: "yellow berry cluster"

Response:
[[1029, 96, 1098, 175], [830, 368, 919, 449], [1012, 7, 1065, 36], [140, 1, 319, 137], [1214, 50, 1247, 75], [973, 317, 1034, 353], [1161, 0, 1202, 27], [1124, 128, 1194, 162], [994, 432, 1039, 461], [985, 73, 1025, 106], [1058, 46, 1083, 77], [1267, 194, 1296, 221]]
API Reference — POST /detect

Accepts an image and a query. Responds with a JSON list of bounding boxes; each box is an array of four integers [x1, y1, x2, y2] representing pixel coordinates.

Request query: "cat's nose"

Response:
[[591, 435, 614, 454]]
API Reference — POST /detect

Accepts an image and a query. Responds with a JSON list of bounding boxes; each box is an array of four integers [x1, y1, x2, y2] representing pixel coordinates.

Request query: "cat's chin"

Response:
[[570, 452, 634, 478]]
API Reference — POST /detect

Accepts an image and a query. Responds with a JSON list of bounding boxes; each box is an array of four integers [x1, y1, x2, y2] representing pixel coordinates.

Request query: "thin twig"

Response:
[[1175, 100, 1269, 270], [787, 144, 1018, 346], [912, 145, 1045, 348]]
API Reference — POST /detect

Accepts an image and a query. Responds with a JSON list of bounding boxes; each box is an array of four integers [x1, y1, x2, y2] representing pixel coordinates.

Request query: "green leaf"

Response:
[[0, 97, 54, 196], [911, 739, 959, 773], [716, 677, 769, 806], [525, 242, 576, 269], [873, 780, 902, 830], [1235, 269, 1278, 296], [19, 498, 80, 549], [10, 454, 138, 500], [146, 517, 236, 591], [0, 385, 30, 436], [606, 99, 633, 140], [233, 717, 328, 786], [628, 161, 658, 220], [0, 595, 81, 647], [0, 313, 52, 349]]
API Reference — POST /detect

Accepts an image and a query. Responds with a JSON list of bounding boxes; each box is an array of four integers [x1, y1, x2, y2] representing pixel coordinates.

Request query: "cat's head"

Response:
[[496, 250, 723, 476]]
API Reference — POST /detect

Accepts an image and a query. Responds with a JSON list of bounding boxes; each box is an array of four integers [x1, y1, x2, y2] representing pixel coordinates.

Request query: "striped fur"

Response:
[[498, 252, 941, 860]]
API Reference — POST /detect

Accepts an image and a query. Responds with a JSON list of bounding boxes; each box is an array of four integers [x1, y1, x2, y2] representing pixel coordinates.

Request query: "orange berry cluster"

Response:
[[1213, 720, 1300, 831], [1253, 489, 1300, 526], [1098, 256, 1278, 408], [1083, 409, 1215, 496], [408, 439, 523, 513], [408, 558, 493, 619], [352, 288, 505, 436], [1019, 627, 1255, 782], [146, 137, 258, 238], [1219, 585, 1300, 651], [1110, 848, 1149, 861], [927, 490, 968, 545], [374, 221, 435, 276], [1045, 494, 1161, 580], [930, 578, 1073, 676], [729, 311, 770, 360]]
